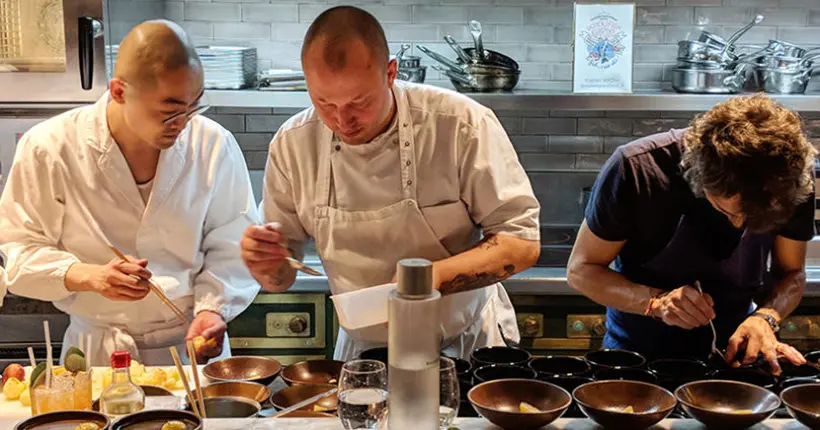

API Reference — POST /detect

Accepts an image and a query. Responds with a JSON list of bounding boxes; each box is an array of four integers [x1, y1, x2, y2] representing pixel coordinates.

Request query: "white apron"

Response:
[[313, 86, 520, 362], [60, 311, 231, 366]]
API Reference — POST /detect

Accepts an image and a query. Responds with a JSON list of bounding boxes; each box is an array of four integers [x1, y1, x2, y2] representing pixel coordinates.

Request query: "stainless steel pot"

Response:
[[671, 65, 748, 94], [697, 30, 727, 49], [756, 54, 817, 72], [766, 40, 820, 58], [397, 66, 426, 83], [756, 67, 817, 94], [677, 40, 730, 62], [676, 57, 727, 70]]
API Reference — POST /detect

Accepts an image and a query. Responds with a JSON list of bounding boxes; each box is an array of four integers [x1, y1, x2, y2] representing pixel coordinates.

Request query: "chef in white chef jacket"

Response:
[[240, 6, 541, 361], [0, 20, 260, 366]]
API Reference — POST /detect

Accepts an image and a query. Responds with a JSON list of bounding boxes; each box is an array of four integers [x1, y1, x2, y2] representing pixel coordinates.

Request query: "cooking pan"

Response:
[[281, 359, 344, 386], [202, 356, 282, 386], [461, 47, 519, 70]]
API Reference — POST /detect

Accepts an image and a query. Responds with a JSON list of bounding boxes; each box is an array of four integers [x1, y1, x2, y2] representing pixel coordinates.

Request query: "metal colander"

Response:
[[0, 0, 22, 59]]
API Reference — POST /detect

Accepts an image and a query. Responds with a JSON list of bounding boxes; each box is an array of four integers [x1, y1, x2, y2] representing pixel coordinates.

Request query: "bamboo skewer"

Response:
[[169, 347, 200, 418], [186, 340, 207, 418], [27, 347, 36, 368], [110, 246, 188, 324], [43, 321, 52, 389]]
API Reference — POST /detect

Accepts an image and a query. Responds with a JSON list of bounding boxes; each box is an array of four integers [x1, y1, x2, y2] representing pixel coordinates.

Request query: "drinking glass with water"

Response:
[[439, 357, 460, 428], [338, 359, 389, 429]]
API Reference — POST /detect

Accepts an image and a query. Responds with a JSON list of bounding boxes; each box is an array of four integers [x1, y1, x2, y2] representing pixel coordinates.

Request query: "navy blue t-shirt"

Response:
[[585, 129, 815, 359]]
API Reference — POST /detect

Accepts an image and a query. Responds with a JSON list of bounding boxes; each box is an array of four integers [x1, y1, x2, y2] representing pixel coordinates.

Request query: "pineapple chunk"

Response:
[[519, 402, 541, 414]]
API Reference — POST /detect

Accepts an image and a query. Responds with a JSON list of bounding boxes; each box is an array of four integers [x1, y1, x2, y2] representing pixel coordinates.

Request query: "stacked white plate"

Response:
[[196, 46, 257, 90]]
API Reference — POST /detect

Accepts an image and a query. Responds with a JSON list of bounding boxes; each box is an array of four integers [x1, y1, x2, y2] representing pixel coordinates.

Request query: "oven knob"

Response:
[[288, 316, 308, 334], [591, 321, 607, 337], [521, 316, 540, 336]]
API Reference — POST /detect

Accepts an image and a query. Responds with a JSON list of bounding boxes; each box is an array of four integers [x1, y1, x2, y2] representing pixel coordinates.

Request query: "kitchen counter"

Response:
[[0, 418, 811, 429]]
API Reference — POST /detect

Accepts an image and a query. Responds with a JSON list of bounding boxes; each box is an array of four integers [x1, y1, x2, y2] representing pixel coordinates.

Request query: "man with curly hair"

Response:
[[568, 96, 816, 373]]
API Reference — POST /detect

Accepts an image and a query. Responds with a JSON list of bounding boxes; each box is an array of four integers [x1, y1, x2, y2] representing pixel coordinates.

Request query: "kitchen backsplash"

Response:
[[107, 0, 820, 91]]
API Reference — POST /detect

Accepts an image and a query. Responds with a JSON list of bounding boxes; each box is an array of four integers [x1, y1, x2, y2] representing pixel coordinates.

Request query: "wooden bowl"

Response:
[[108, 410, 201, 430], [271, 383, 339, 414], [573, 380, 676, 429], [202, 356, 282, 386], [780, 383, 820, 429], [15, 411, 110, 430], [675, 380, 780, 429], [281, 360, 344, 386], [467, 379, 571, 430], [201, 380, 271, 404]]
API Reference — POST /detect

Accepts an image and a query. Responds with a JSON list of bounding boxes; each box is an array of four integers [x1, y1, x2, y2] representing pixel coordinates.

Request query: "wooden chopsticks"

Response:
[[186, 340, 207, 418], [170, 346, 201, 418], [110, 246, 188, 324]]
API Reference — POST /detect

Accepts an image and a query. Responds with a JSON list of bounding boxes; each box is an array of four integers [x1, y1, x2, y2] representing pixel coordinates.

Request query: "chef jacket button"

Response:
[[403, 123, 408, 127], [406, 160, 411, 166], [407, 179, 412, 185], [335, 145, 341, 151], [404, 141, 410, 147]]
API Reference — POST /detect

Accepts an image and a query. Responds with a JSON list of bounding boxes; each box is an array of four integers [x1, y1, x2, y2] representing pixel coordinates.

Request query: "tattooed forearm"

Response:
[[439, 264, 515, 295], [478, 235, 500, 250]]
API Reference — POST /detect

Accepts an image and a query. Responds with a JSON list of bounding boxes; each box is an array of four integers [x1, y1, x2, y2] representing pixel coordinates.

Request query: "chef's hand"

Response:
[[240, 222, 290, 279], [725, 315, 805, 375], [186, 310, 227, 363], [649, 285, 715, 330], [65, 257, 152, 301]]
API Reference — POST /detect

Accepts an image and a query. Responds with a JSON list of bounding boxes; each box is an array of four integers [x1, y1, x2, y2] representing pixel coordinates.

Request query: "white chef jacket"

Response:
[[263, 81, 540, 359], [0, 93, 261, 364]]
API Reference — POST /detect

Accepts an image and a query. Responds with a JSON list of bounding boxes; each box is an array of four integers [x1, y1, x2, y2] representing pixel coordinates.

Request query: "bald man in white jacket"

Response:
[[0, 20, 259, 366]]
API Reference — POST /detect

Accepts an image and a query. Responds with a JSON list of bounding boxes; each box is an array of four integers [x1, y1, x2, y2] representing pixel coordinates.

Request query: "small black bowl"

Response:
[[538, 375, 594, 419], [648, 359, 709, 391], [473, 364, 537, 384], [471, 346, 531, 367], [585, 349, 646, 370], [804, 351, 820, 365], [529, 356, 591, 377], [594, 367, 658, 384], [443, 355, 472, 377], [710, 368, 777, 391], [780, 376, 820, 392], [359, 347, 388, 366], [779, 360, 820, 379]]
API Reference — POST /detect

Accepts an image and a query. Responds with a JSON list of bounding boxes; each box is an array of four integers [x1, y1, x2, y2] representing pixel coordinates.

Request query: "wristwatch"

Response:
[[751, 312, 780, 333]]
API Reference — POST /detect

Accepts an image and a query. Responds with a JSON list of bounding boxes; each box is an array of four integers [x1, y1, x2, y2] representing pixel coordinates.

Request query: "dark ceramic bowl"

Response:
[[573, 380, 676, 429], [468, 379, 571, 430], [359, 347, 388, 366], [473, 364, 537, 384], [529, 356, 591, 377], [471, 346, 531, 367], [709, 368, 777, 391], [780, 383, 820, 429], [780, 376, 820, 392], [675, 380, 780, 429], [585, 349, 646, 370], [648, 359, 709, 391], [593, 367, 658, 384]]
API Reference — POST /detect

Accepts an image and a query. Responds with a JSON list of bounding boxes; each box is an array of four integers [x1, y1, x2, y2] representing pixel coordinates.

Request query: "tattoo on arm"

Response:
[[477, 235, 500, 250], [439, 264, 515, 295]]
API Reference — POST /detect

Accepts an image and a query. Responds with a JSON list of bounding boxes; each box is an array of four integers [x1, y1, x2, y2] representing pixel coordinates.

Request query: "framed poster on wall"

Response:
[[572, 3, 635, 94]]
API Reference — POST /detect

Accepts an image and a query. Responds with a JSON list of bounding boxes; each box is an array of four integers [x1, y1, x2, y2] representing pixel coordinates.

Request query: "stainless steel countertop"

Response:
[[291, 263, 820, 297], [204, 89, 820, 112]]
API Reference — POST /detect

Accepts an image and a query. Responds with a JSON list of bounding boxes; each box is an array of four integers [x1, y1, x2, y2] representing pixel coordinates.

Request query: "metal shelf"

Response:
[[205, 89, 820, 112]]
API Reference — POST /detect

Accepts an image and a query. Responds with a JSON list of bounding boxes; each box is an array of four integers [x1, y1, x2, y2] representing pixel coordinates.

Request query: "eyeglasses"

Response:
[[162, 104, 210, 125]]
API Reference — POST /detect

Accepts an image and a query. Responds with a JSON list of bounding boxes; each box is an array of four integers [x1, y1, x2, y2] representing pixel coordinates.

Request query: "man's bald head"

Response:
[[114, 19, 201, 87], [301, 6, 389, 71]]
